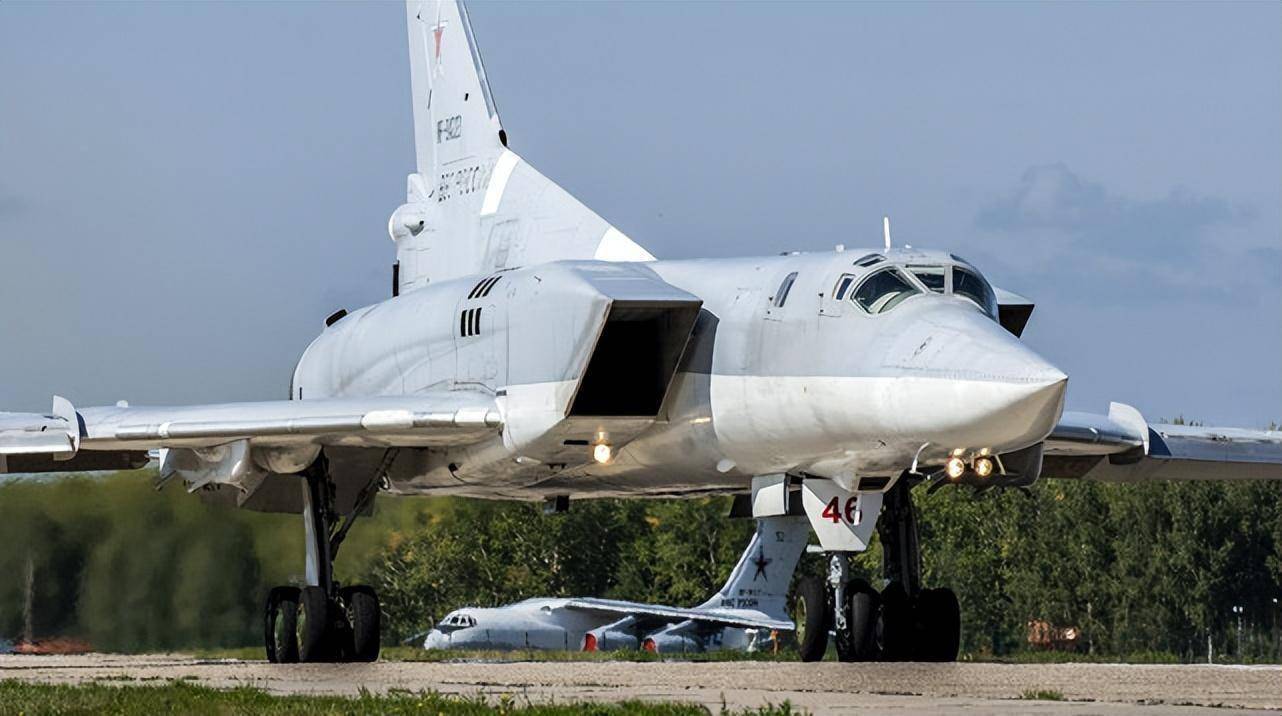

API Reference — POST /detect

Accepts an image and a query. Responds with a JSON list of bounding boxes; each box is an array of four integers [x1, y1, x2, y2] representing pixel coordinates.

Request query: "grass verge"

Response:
[[0, 680, 804, 716]]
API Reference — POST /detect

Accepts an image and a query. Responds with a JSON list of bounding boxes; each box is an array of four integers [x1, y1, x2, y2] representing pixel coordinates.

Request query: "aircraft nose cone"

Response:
[[422, 630, 448, 649], [886, 303, 1067, 453]]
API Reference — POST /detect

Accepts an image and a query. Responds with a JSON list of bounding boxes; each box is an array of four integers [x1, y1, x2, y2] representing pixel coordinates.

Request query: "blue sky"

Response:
[[1, 1, 1278, 427]]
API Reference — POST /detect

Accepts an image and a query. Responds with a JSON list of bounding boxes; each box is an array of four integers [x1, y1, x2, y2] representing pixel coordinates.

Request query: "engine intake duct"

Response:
[[570, 299, 700, 418]]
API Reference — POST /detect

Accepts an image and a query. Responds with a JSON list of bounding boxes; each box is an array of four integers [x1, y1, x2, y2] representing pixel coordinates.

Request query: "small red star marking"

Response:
[[432, 18, 448, 62]]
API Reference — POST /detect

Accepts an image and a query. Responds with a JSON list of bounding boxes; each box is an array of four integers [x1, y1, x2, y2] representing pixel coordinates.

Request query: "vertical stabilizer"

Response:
[[396, 1, 654, 291], [699, 516, 810, 620], [406, 0, 504, 181]]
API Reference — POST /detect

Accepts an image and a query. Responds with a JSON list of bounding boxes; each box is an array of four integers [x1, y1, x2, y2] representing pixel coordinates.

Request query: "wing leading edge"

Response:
[[1043, 402, 1282, 482], [0, 392, 502, 476], [562, 597, 793, 633]]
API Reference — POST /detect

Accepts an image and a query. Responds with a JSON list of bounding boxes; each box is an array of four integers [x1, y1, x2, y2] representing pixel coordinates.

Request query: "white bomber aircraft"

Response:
[[2, 0, 1279, 664]]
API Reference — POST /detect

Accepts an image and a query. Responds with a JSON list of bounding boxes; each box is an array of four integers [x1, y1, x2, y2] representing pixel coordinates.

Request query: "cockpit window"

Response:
[[852, 267, 921, 314], [833, 274, 856, 301], [853, 253, 884, 268], [908, 266, 946, 293], [773, 272, 798, 307], [441, 612, 476, 628], [952, 267, 997, 317]]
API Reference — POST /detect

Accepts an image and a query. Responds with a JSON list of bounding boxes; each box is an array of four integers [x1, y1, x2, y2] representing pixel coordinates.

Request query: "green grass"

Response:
[[1018, 689, 1065, 701], [0, 681, 805, 716]]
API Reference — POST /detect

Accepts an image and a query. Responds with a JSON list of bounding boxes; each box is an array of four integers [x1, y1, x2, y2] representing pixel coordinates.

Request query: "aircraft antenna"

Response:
[[883, 216, 892, 252]]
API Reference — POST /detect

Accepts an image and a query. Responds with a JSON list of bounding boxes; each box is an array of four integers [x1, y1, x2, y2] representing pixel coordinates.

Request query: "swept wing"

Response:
[[0, 393, 501, 477], [562, 597, 793, 633], [1042, 402, 1282, 482]]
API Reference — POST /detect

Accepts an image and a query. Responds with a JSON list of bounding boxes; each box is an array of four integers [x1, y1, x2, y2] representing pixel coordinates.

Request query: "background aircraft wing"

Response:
[[1042, 402, 1282, 482], [0, 392, 501, 475], [562, 598, 793, 632]]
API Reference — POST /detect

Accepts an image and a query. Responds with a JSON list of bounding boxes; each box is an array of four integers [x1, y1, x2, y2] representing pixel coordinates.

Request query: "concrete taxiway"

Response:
[[0, 654, 1278, 714]]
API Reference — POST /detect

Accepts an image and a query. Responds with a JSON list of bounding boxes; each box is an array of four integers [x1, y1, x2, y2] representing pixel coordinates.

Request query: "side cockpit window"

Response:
[[833, 274, 856, 301], [773, 272, 799, 307], [953, 266, 997, 317], [852, 267, 920, 314]]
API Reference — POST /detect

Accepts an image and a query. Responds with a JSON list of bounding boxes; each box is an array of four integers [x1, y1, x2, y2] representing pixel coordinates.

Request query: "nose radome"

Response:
[[887, 304, 1067, 453]]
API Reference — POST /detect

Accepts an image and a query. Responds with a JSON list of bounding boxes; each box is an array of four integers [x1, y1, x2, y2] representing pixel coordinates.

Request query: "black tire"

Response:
[[792, 576, 830, 662], [835, 579, 880, 662], [916, 587, 961, 662], [341, 585, 381, 663], [297, 585, 330, 663], [264, 586, 300, 664], [878, 581, 913, 661]]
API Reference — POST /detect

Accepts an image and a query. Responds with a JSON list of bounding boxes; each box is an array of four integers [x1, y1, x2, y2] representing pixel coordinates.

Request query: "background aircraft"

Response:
[[1, 0, 1279, 665], [423, 515, 808, 654]]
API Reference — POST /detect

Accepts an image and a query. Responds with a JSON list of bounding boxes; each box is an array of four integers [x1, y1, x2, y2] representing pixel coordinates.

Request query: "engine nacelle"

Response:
[[582, 616, 640, 652], [640, 620, 704, 654]]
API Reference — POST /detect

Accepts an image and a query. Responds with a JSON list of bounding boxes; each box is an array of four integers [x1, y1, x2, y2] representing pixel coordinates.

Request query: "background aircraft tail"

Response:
[[699, 516, 810, 620], [396, 0, 653, 292]]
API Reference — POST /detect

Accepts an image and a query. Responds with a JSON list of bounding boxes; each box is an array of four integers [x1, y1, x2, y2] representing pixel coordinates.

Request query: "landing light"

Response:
[[592, 443, 613, 464], [974, 456, 995, 478], [945, 456, 966, 480]]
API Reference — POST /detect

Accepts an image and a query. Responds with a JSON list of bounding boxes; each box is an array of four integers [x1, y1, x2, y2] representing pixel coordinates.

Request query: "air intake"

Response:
[[569, 301, 701, 417]]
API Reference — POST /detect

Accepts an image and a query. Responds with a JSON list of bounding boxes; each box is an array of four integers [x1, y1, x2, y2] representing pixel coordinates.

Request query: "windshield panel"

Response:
[[908, 266, 946, 293], [852, 268, 920, 314], [952, 267, 997, 317]]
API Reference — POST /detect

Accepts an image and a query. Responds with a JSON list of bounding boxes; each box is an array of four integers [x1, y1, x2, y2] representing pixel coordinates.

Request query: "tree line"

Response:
[[0, 469, 1277, 660]]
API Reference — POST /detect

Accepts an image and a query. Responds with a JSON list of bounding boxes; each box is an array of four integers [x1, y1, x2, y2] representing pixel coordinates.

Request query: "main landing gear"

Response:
[[793, 477, 960, 662], [264, 452, 390, 663]]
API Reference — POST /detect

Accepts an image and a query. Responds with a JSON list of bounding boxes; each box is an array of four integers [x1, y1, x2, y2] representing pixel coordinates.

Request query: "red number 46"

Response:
[[822, 496, 860, 525]]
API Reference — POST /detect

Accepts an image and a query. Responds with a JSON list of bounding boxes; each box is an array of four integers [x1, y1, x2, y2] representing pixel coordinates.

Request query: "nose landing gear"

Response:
[[264, 451, 390, 663], [794, 477, 961, 662]]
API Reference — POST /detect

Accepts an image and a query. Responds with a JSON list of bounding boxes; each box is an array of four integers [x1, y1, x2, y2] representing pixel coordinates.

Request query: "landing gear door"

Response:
[[801, 479, 882, 552]]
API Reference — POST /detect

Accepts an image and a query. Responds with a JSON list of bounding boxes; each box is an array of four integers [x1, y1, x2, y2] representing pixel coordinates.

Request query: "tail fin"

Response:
[[406, 0, 503, 182], [396, 1, 653, 291], [699, 516, 810, 619]]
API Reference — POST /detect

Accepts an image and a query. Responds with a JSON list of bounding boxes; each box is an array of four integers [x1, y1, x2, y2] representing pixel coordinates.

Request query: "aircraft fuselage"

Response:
[[292, 248, 1067, 500]]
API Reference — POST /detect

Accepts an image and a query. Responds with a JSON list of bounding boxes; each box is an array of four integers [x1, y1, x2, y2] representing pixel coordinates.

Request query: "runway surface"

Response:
[[1, 654, 1278, 714]]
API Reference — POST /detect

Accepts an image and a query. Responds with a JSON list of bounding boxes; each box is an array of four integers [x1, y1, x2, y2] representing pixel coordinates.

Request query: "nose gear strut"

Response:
[[815, 475, 961, 662]]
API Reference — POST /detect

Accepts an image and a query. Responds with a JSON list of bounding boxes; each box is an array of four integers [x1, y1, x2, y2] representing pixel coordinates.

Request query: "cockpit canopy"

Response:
[[438, 611, 477, 630], [836, 254, 999, 319]]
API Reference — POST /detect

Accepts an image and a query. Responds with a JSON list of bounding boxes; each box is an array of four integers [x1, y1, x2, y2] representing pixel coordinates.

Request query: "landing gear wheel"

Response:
[[835, 579, 880, 662], [915, 587, 961, 662], [878, 581, 913, 661], [264, 586, 300, 664], [297, 585, 331, 663], [792, 576, 830, 662], [341, 585, 381, 662]]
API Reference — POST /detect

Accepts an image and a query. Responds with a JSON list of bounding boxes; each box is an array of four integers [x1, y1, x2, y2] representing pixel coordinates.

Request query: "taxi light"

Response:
[[592, 443, 613, 464], [945, 456, 966, 480], [642, 638, 657, 653], [582, 633, 598, 652], [974, 456, 994, 478]]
